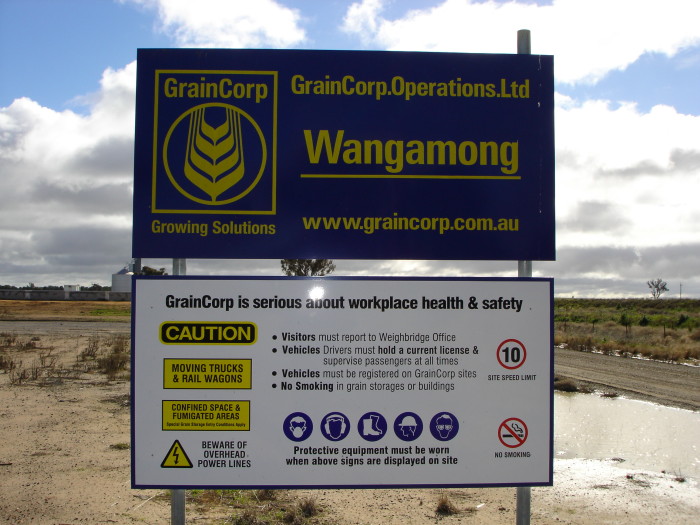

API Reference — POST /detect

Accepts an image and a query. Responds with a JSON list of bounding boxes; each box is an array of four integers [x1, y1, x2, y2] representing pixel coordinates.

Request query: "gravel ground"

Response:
[[555, 346, 700, 411], [0, 302, 698, 524]]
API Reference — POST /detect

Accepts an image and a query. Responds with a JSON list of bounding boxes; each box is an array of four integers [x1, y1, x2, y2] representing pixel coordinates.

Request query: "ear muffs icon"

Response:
[[323, 413, 347, 440]]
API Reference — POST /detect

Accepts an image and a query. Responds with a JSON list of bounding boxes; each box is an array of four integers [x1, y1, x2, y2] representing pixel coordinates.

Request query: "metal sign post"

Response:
[[516, 28, 533, 525], [171, 258, 186, 525]]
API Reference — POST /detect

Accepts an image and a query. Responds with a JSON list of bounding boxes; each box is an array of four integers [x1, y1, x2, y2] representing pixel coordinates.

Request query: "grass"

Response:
[[553, 375, 595, 394], [79, 334, 130, 380], [661, 470, 687, 483], [176, 490, 325, 525], [2, 331, 131, 384], [625, 473, 652, 488], [233, 509, 266, 525], [89, 307, 130, 317], [600, 391, 619, 398], [0, 334, 70, 385], [553, 377, 580, 392], [97, 340, 129, 380], [79, 336, 100, 361], [283, 498, 319, 524], [435, 495, 459, 516], [555, 298, 700, 363]]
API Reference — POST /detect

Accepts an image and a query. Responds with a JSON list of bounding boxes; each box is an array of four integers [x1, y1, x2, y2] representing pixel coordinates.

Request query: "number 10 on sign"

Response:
[[497, 339, 526, 369]]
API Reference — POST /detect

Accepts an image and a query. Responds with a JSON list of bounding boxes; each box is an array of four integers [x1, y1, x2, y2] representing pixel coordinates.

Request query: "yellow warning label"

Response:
[[161, 440, 193, 468], [162, 400, 250, 431], [163, 359, 252, 389], [160, 322, 257, 345]]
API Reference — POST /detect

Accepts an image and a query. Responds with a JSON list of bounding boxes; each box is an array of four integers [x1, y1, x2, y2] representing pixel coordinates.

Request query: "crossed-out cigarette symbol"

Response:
[[499, 417, 528, 448]]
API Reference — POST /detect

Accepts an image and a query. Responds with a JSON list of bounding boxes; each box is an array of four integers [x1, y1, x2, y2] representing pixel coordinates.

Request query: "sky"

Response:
[[0, 0, 699, 298]]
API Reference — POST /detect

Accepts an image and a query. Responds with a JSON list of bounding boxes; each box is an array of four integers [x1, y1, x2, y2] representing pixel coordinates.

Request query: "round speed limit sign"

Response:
[[496, 339, 526, 369]]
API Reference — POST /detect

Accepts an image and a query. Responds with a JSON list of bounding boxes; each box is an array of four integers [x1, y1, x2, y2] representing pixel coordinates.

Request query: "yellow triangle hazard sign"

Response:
[[161, 440, 193, 468]]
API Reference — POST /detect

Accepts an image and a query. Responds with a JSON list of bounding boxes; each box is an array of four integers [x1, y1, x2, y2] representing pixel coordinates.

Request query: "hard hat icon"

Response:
[[399, 415, 417, 427], [394, 412, 422, 440]]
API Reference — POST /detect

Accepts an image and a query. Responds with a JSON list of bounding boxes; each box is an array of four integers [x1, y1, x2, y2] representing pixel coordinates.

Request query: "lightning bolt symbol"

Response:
[[173, 446, 180, 465]]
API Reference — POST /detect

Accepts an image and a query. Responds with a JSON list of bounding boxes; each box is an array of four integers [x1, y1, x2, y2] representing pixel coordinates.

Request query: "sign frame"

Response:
[[133, 48, 555, 261], [131, 275, 554, 489]]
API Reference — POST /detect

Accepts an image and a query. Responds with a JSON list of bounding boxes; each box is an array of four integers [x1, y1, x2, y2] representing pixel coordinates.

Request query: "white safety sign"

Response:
[[131, 276, 553, 488]]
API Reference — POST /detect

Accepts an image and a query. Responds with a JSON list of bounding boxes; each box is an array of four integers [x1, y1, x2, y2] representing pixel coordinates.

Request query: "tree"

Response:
[[647, 278, 668, 299], [281, 259, 335, 277], [140, 266, 168, 276], [83, 283, 110, 291], [618, 312, 632, 336]]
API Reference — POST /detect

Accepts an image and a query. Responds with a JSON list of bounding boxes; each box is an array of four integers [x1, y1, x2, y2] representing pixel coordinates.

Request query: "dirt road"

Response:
[[555, 347, 700, 411]]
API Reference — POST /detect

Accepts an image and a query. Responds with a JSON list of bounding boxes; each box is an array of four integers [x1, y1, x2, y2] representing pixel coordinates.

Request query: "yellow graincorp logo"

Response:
[[163, 103, 267, 205]]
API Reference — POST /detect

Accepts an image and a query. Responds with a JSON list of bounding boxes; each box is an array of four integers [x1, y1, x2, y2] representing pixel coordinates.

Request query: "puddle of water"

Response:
[[554, 392, 700, 479]]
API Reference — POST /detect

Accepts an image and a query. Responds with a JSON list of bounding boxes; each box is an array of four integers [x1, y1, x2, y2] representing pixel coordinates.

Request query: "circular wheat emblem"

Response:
[[163, 103, 267, 205]]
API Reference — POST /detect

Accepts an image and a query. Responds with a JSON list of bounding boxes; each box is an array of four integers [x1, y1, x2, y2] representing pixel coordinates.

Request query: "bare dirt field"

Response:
[[0, 301, 698, 524]]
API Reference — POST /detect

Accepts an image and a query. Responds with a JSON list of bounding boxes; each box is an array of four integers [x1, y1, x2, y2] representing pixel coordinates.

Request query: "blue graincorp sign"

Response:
[[133, 49, 554, 260]]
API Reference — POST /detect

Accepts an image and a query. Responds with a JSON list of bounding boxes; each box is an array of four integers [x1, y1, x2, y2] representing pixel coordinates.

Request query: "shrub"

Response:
[[107, 334, 129, 353], [282, 498, 319, 524], [233, 509, 265, 525], [255, 489, 277, 501], [554, 378, 579, 392], [1, 332, 17, 348], [79, 336, 100, 361], [676, 314, 690, 328], [435, 495, 459, 516], [98, 351, 129, 380], [297, 498, 318, 518], [0, 353, 16, 372]]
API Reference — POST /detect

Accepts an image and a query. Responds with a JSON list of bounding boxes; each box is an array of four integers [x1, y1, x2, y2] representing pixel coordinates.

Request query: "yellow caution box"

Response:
[[162, 400, 250, 431], [164, 359, 252, 389], [160, 322, 257, 344]]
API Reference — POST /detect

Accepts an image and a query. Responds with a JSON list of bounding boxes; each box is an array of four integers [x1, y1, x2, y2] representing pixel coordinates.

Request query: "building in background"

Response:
[[112, 259, 141, 293]]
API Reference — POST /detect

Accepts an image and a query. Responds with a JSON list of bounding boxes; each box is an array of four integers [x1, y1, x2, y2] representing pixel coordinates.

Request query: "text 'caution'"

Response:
[[160, 322, 257, 344]]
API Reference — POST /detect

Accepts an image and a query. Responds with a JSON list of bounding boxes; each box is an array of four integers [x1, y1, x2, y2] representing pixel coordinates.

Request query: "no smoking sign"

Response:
[[498, 418, 528, 448]]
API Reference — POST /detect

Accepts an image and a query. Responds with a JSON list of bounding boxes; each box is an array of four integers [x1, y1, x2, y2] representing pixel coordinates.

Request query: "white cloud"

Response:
[[555, 97, 700, 248], [342, 0, 383, 42], [0, 62, 137, 283], [342, 0, 700, 85], [126, 0, 306, 48], [1, 0, 698, 297], [0, 63, 135, 185], [338, 0, 700, 264], [557, 98, 700, 172]]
